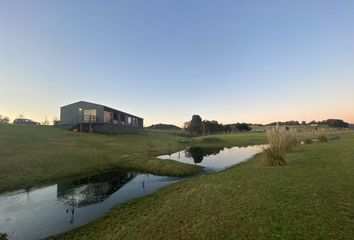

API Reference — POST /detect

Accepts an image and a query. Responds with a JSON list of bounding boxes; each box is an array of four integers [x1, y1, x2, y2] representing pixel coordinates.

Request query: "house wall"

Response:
[[93, 123, 144, 134], [60, 101, 104, 126], [60, 101, 144, 130]]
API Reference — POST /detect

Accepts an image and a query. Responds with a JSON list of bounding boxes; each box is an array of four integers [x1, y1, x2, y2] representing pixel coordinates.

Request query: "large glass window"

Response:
[[84, 109, 97, 123]]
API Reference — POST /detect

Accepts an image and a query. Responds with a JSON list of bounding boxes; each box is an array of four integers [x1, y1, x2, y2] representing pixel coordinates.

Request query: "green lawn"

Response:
[[0, 126, 266, 192], [56, 132, 354, 240], [192, 131, 267, 147], [0, 125, 202, 192]]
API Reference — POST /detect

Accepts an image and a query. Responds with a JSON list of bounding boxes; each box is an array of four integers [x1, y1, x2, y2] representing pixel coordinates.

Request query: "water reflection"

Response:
[[55, 171, 136, 224], [0, 172, 177, 240], [184, 146, 224, 164], [160, 145, 265, 171], [58, 171, 136, 207]]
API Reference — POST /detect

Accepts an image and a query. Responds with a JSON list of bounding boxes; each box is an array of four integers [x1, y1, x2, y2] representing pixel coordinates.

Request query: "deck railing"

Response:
[[83, 115, 97, 123]]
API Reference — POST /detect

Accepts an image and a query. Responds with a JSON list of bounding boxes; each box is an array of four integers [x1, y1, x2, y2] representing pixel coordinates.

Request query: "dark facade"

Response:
[[60, 101, 144, 133]]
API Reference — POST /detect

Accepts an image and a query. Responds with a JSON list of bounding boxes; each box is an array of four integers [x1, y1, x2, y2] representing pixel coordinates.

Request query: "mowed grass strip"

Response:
[[55, 133, 354, 240]]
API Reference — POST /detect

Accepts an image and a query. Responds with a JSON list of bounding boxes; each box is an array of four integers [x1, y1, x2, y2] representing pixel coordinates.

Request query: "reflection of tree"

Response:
[[66, 196, 76, 224], [185, 147, 224, 164], [58, 171, 136, 208]]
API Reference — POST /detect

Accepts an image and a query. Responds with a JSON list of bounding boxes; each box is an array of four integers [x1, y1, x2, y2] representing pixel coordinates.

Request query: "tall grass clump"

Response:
[[316, 128, 328, 142], [300, 131, 316, 144], [264, 125, 298, 166], [304, 138, 312, 144]]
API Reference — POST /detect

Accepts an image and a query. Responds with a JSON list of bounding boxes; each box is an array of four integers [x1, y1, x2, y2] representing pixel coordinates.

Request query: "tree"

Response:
[[183, 121, 190, 129], [226, 123, 252, 132], [301, 121, 307, 125], [0, 115, 10, 125], [202, 120, 227, 134], [18, 114, 25, 119], [185, 115, 203, 135], [318, 119, 349, 128], [53, 117, 59, 126], [42, 116, 50, 126]]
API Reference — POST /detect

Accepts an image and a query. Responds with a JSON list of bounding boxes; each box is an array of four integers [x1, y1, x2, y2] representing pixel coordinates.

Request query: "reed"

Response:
[[264, 125, 297, 166], [316, 128, 328, 142], [300, 130, 316, 144]]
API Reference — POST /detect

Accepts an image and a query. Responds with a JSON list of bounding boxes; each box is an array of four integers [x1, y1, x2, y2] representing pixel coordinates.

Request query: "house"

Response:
[[59, 101, 144, 133]]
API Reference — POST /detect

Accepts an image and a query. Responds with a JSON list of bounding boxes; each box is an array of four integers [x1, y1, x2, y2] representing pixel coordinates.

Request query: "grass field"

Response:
[[0, 125, 202, 192], [55, 132, 354, 240], [0, 126, 266, 192]]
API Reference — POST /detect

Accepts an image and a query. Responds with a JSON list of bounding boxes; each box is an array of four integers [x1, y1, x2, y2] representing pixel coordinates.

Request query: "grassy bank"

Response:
[[0, 125, 201, 192], [56, 132, 354, 240], [192, 131, 267, 147], [0, 126, 266, 192]]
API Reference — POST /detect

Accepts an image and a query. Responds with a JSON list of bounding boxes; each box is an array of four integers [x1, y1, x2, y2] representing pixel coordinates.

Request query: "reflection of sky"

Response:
[[159, 145, 266, 171], [1, 1, 354, 125], [0, 174, 177, 240]]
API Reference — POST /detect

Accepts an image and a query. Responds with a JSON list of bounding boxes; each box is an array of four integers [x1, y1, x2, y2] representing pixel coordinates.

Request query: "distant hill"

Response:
[[145, 124, 181, 131]]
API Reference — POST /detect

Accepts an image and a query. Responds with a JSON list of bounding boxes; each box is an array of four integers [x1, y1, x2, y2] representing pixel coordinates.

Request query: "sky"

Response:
[[0, 0, 353, 126]]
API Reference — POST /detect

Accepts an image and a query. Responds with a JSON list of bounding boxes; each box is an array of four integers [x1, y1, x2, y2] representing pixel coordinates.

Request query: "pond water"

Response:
[[158, 145, 265, 171], [0, 145, 264, 240]]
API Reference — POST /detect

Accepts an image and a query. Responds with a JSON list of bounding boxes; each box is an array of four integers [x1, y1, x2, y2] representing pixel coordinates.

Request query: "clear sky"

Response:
[[1, 0, 353, 126]]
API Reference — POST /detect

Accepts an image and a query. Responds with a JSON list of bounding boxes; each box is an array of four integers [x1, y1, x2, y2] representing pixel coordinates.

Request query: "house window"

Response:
[[132, 118, 137, 126], [84, 109, 97, 123], [127, 117, 132, 125]]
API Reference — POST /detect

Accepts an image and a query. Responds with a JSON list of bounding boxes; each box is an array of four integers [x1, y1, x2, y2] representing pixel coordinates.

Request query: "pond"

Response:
[[158, 145, 265, 171], [0, 145, 264, 240]]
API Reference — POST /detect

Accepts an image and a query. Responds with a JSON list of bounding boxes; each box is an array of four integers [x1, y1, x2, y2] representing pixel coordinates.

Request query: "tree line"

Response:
[[184, 115, 252, 136], [267, 119, 349, 128]]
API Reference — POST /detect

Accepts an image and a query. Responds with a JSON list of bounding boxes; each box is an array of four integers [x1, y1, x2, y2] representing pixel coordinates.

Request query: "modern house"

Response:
[[59, 101, 144, 133]]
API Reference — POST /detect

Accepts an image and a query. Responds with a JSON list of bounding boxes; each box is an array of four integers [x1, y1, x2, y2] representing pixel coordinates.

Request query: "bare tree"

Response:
[[53, 117, 59, 126], [0, 115, 10, 125], [42, 116, 50, 126]]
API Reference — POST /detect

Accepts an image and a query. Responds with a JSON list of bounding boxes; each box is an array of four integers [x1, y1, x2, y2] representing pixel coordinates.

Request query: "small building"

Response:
[[60, 101, 144, 133]]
